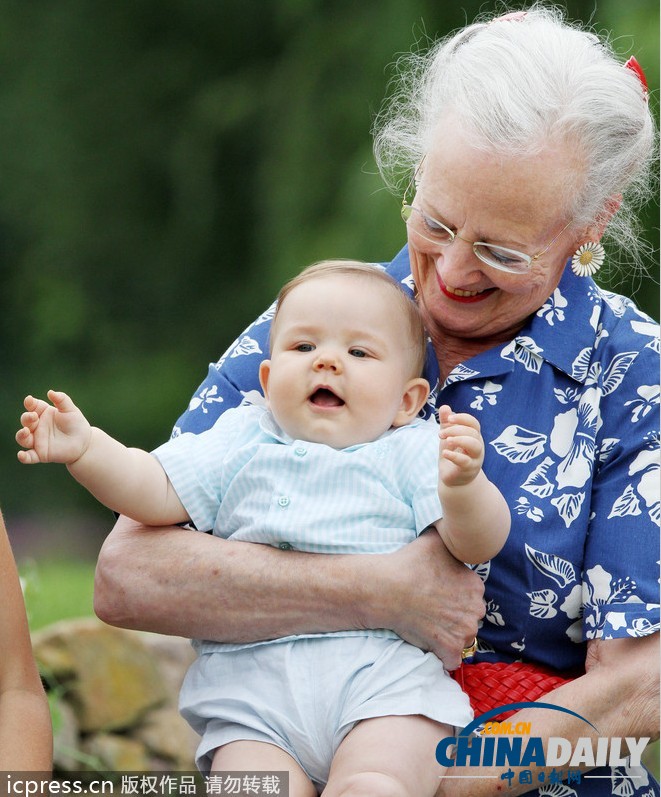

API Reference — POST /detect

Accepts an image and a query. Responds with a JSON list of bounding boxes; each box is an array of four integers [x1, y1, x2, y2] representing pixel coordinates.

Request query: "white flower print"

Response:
[[550, 388, 600, 490], [631, 319, 660, 353], [571, 348, 592, 381], [624, 384, 660, 423], [514, 497, 544, 522], [521, 457, 555, 499], [537, 287, 568, 326], [485, 600, 505, 626], [468, 561, 491, 583], [470, 380, 502, 410], [612, 762, 649, 796], [626, 616, 661, 637], [551, 491, 586, 528], [553, 387, 580, 405], [594, 322, 610, 349], [538, 783, 578, 797], [491, 426, 547, 463], [608, 485, 642, 519], [188, 384, 224, 414], [582, 565, 639, 637], [629, 446, 660, 523], [527, 588, 558, 619], [512, 337, 544, 373], [445, 363, 480, 385], [426, 380, 440, 414], [602, 352, 639, 396], [560, 584, 583, 619], [525, 545, 577, 588], [602, 290, 631, 318], [597, 437, 619, 464], [230, 335, 263, 358]]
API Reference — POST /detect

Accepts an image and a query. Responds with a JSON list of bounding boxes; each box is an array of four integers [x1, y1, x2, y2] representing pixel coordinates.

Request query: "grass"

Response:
[[20, 558, 96, 631]]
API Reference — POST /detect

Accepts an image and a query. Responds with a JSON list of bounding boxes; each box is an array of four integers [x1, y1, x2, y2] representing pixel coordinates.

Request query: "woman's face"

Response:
[[408, 125, 590, 348]]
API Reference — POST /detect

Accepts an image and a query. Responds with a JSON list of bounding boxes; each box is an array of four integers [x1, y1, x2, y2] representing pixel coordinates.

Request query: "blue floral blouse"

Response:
[[173, 245, 660, 796]]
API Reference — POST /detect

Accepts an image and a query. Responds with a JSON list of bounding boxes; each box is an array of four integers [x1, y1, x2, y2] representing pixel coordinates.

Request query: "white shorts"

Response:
[[179, 634, 472, 787]]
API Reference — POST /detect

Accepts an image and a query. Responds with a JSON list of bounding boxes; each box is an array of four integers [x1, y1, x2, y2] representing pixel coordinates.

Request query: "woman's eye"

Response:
[[422, 212, 451, 237], [487, 248, 521, 266], [349, 349, 367, 358], [295, 343, 315, 352]]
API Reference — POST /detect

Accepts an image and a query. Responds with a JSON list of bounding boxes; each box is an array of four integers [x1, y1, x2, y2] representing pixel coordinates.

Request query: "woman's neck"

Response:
[[431, 330, 510, 384]]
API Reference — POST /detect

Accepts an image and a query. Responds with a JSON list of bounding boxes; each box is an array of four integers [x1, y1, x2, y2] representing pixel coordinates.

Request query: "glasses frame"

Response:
[[401, 161, 572, 275]]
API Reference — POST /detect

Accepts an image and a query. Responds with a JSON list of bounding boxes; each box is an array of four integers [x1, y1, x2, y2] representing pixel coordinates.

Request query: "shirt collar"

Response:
[[510, 261, 601, 383]]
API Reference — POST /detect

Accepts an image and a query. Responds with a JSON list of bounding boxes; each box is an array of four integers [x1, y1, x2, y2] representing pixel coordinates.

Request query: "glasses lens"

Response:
[[402, 205, 453, 246], [473, 244, 530, 274]]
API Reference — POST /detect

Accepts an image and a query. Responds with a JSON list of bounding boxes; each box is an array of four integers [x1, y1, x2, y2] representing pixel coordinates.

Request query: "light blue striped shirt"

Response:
[[153, 403, 443, 652]]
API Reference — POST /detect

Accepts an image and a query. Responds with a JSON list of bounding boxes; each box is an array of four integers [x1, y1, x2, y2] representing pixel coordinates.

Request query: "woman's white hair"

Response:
[[373, 4, 657, 272]]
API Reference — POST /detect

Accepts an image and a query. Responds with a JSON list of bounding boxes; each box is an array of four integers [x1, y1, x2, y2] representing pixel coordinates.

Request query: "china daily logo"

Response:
[[436, 702, 651, 789]]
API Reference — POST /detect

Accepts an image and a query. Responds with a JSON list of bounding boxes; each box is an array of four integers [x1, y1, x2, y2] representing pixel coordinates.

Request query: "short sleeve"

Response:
[[581, 320, 660, 641], [153, 406, 254, 532]]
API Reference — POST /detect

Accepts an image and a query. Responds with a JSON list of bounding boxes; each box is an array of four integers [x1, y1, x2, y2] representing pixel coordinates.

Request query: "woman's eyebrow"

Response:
[[419, 198, 531, 250]]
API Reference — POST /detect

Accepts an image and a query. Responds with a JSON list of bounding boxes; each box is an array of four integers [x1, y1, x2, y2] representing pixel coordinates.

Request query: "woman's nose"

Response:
[[433, 239, 485, 284]]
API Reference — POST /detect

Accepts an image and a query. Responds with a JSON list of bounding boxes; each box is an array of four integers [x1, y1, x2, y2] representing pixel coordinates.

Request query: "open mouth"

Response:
[[309, 387, 345, 408], [438, 277, 496, 303]]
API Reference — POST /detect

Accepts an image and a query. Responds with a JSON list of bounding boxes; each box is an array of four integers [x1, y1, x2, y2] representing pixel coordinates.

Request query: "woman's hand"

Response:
[[369, 530, 485, 669]]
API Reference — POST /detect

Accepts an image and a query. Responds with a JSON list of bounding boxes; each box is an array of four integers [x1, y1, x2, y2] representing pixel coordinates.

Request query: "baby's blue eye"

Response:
[[349, 349, 367, 358], [296, 343, 315, 352]]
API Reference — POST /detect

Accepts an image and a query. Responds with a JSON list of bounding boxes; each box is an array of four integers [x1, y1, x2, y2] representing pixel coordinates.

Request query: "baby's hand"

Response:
[[438, 404, 485, 487], [16, 390, 92, 465]]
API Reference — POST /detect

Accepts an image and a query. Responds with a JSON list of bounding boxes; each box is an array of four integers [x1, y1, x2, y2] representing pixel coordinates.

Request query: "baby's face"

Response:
[[259, 274, 424, 449]]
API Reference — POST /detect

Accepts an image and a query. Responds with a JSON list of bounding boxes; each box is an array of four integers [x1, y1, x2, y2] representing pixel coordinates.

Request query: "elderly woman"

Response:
[[0, 512, 52, 770], [94, 6, 659, 795]]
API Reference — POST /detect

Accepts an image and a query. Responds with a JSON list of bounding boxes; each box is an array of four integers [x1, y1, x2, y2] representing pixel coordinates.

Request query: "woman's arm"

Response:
[[0, 513, 52, 771], [435, 633, 659, 797], [94, 518, 484, 668]]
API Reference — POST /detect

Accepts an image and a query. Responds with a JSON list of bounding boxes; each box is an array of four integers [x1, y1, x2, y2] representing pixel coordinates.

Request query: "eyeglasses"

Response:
[[401, 163, 572, 275]]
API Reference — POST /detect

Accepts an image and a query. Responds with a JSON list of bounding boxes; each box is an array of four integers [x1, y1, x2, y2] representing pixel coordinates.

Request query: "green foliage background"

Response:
[[0, 1, 658, 532]]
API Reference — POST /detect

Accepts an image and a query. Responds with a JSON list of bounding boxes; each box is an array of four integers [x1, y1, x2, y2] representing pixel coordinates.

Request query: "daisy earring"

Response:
[[571, 242, 605, 277]]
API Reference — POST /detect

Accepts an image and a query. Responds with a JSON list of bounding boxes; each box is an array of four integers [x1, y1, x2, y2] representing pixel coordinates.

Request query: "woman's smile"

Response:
[[438, 275, 496, 303]]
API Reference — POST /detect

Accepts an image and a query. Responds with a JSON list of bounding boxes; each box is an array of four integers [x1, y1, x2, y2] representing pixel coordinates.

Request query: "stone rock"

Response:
[[135, 706, 198, 768], [138, 633, 196, 695], [33, 618, 167, 732], [82, 733, 151, 771]]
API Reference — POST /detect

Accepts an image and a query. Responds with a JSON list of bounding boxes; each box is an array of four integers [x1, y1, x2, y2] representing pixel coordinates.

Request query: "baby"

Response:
[[17, 260, 510, 796]]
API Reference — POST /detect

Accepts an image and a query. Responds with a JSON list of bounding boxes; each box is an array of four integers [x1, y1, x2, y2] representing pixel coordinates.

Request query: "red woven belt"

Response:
[[451, 661, 576, 720]]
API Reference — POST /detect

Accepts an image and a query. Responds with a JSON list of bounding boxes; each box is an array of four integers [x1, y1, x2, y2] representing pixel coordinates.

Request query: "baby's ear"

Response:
[[392, 378, 430, 427], [258, 360, 272, 403]]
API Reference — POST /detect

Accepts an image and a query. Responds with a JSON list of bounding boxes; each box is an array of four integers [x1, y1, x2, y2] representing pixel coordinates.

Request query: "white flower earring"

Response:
[[571, 242, 605, 277]]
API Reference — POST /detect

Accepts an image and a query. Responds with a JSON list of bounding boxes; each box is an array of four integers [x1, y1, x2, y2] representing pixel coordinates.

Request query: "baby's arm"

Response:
[[16, 390, 188, 526], [434, 405, 510, 564]]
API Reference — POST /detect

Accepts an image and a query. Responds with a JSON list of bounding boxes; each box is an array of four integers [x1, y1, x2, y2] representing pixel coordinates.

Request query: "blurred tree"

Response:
[[0, 0, 657, 524]]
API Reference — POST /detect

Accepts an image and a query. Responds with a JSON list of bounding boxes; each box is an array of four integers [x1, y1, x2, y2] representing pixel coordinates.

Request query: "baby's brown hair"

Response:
[[271, 259, 427, 378]]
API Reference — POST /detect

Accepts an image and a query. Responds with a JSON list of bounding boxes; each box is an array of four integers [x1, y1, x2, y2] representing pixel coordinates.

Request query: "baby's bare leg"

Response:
[[211, 741, 317, 797], [323, 715, 449, 796]]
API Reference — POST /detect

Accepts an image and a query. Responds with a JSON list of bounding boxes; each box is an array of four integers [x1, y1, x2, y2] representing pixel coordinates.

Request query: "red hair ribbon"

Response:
[[624, 56, 649, 101], [491, 11, 527, 23]]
